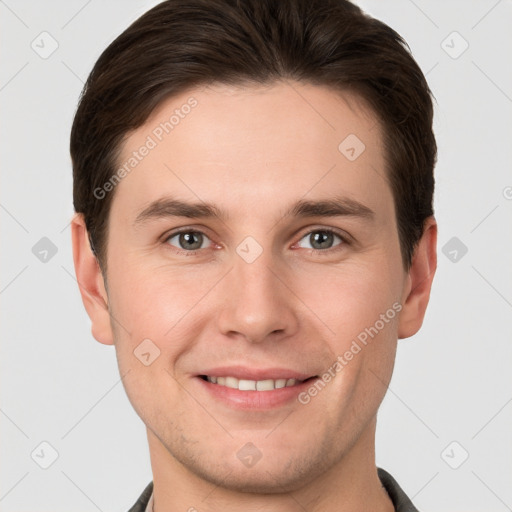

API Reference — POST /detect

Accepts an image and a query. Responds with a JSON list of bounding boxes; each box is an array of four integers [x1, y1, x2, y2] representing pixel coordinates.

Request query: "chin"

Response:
[[187, 454, 326, 495]]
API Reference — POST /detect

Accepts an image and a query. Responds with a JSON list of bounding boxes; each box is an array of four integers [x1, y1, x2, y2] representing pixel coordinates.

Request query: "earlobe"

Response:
[[397, 216, 437, 339], [71, 214, 114, 345]]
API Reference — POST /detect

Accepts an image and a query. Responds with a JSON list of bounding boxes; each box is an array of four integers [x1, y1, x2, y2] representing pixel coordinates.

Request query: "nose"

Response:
[[217, 249, 300, 344]]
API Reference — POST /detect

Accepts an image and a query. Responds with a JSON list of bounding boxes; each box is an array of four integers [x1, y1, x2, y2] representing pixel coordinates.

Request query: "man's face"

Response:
[[101, 82, 409, 492]]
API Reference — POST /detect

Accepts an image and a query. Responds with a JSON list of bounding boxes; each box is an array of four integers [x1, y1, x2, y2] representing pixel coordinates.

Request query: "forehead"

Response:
[[112, 80, 393, 224]]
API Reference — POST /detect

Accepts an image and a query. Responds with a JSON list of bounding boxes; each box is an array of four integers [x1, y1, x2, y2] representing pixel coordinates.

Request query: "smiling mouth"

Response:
[[199, 375, 317, 391]]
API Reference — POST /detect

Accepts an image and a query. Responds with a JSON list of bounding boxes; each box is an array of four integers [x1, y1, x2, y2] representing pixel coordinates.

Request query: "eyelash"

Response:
[[163, 227, 351, 257]]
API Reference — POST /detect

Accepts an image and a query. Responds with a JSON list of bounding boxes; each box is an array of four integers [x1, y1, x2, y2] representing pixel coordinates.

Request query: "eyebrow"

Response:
[[133, 195, 375, 226]]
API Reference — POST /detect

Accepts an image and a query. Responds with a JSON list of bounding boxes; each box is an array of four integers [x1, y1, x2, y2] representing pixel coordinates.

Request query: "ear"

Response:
[[71, 213, 114, 345], [398, 216, 437, 339]]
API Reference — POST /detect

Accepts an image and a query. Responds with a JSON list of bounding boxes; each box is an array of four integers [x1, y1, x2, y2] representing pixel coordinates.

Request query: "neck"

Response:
[[147, 418, 395, 512]]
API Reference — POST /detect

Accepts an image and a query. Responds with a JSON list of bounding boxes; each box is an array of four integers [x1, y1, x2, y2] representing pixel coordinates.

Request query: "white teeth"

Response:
[[204, 376, 303, 391], [225, 376, 238, 389], [238, 379, 256, 391], [275, 379, 287, 389], [256, 379, 275, 391]]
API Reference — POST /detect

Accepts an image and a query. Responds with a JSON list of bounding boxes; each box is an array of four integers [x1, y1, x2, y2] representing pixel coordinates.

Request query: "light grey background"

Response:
[[1, 1, 511, 511]]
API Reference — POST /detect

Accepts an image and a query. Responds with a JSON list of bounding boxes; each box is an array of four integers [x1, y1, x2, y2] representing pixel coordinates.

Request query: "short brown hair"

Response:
[[71, 0, 436, 271]]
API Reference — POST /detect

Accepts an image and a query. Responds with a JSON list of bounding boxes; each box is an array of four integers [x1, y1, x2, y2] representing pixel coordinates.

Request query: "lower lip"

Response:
[[195, 377, 317, 410]]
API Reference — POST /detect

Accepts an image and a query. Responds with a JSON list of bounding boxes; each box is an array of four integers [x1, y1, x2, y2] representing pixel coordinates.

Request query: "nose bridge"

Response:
[[217, 244, 298, 343]]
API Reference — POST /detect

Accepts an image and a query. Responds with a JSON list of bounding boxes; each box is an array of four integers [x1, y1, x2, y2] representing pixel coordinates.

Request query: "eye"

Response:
[[296, 229, 345, 251], [165, 230, 213, 251]]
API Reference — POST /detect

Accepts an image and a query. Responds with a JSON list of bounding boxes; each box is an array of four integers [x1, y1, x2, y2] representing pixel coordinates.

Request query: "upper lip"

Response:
[[197, 366, 316, 381]]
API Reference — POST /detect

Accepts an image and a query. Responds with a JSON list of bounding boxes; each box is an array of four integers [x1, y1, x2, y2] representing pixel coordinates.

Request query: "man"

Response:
[[70, 0, 437, 510]]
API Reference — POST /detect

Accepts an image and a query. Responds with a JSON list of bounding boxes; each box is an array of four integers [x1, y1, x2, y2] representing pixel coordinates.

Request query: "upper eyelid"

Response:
[[296, 226, 348, 239], [164, 228, 214, 247], [164, 225, 350, 248], [293, 229, 349, 251]]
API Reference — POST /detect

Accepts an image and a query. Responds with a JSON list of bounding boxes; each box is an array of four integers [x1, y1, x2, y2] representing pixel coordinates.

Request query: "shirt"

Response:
[[127, 467, 419, 512]]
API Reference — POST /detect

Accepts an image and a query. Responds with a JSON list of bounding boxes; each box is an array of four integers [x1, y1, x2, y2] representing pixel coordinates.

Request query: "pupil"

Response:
[[180, 232, 202, 250], [311, 231, 332, 249]]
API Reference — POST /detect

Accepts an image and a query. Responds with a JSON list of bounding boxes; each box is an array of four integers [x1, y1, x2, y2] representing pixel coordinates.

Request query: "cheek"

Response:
[[105, 267, 201, 421], [105, 260, 225, 395], [292, 257, 402, 343], [106, 259, 212, 337], [292, 257, 401, 408]]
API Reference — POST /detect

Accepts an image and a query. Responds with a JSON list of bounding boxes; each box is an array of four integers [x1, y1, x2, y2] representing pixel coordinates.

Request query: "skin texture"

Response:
[[72, 81, 437, 512]]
